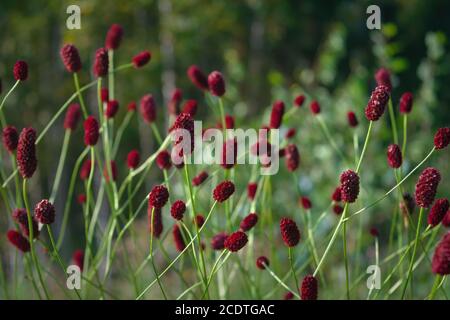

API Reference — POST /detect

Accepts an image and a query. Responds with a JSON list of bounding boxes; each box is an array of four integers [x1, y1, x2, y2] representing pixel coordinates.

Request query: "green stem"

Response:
[[388, 98, 399, 144], [356, 121, 373, 173], [402, 114, 408, 157], [50, 130, 71, 203], [0, 80, 20, 127], [316, 115, 347, 163], [73, 73, 88, 118], [288, 247, 300, 296], [264, 264, 300, 299], [428, 275, 443, 300], [108, 50, 115, 100], [149, 207, 168, 299]]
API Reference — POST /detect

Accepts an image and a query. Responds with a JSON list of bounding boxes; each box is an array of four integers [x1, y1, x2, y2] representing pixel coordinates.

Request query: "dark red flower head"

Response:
[[148, 206, 163, 238], [280, 217, 300, 247], [387, 144, 402, 168], [300, 196, 312, 210], [17, 127, 37, 179], [432, 232, 450, 275], [6, 230, 30, 252], [13, 60, 28, 81], [240, 213, 258, 232], [12, 208, 39, 239], [105, 100, 119, 119], [285, 144, 300, 172], [332, 186, 342, 202], [64, 104, 81, 131], [213, 180, 235, 203], [170, 200, 186, 220], [148, 185, 169, 208], [101, 88, 109, 103], [333, 204, 343, 215], [428, 198, 449, 228], [103, 160, 118, 182], [224, 231, 248, 252], [127, 101, 136, 112], [340, 170, 360, 203], [93, 47, 108, 77], [270, 100, 285, 129], [442, 211, 450, 228], [83, 116, 99, 146], [284, 292, 294, 300], [301, 275, 318, 300], [105, 24, 123, 50], [310, 100, 321, 115], [285, 128, 296, 139], [182, 99, 198, 117], [156, 150, 172, 170], [370, 227, 379, 237], [127, 149, 140, 169], [60, 44, 82, 73], [34, 199, 55, 225], [192, 171, 208, 187], [256, 256, 269, 270], [399, 92, 413, 114], [72, 249, 84, 271], [211, 232, 228, 250], [294, 95, 305, 107], [187, 65, 208, 91], [173, 224, 186, 252], [415, 167, 441, 208], [365, 85, 390, 121], [220, 138, 237, 169], [80, 159, 93, 180], [2, 126, 19, 153], [140, 94, 156, 123], [194, 214, 205, 228], [434, 127, 450, 150], [77, 194, 86, 204], [347, 111, 358, 128], [247, 183, 257, 200], [132, 51, 151, 68], [168, 88, 182, 115], [375, 67, 392, 91], [208, 71, 226, 97]]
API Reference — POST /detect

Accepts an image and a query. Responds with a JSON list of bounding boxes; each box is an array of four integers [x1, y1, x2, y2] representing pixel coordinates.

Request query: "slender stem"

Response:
[[82, 147, 95, 280], [149, 207, 168, 299], [0, 80, 20, 126], [288, 248, 300, 296], [50, 130, 71, 203], [218, 97, 227, 139], [388, 98, 399, 144], [108, 50, 115, 100], [356, 121, 373, 173], [73, 73, 88, 118], [402, 114, 408, 157], [264, 264, 300, 299], [428, 275, 443, 300], [342, 216, 350, 299], [201, 250, 230, 299], [316, 115, 347, 163], [151, 123, 163, 145]]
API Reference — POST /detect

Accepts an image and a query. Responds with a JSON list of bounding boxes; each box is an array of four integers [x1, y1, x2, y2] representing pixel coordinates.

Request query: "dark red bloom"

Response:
[[280, 217, 300, 247], [370, 227, 379, 237], [213, 180, 235, 203], [13, 60, 28, 81], [192, 171, 208, 187], [127, 101, 136, 112], [387, 144, 402, 168], [72, 249, 84, 271], [400, 192, 415, 216], [332, 186, 342, 202], [173, 224, 186, 251], [251, 139, 272, 157], [103, 160, 118, 182], [224, 231, 248, 252], [194, 214, 205, 228], [256, 256, 269, 270], [60, 44, 82, 73], [77, 194, 86, 204], [93, 47, 108, 77], [309, 100, 321, 115], [83, 116, 99, 146], [148, 206, 163, 238], [105, 100, 119, 118], [240, 213, 258, 232], [300, 196, 312, 210], [434, 127, 450, 150], [6, 230, 30, 252], [132, 51, 151, 68], [340, 170, 360, 203], [12, 208, 39, 239], [101, 88, 109, 103], [211, 232, 228, 250], [187, 65, 208, 91], [284, 292, 294, 300], [64, 103, 81, 131], [170, 200, 186, 220], [285, 128, 296, 139], [221, 138, 237, 169], [208, 71, 226, 97], [127, 149, 140, 169], [415, 167, 441, 208], [140, 94, 156, 123], [105, 24, 123, 50], [347, 111, 358, 128], [34, 199, 55, 225], [17, 127, 37, 179], [148, 185, 169, 208], [269, 100, 285, 129], [294, 95, 305, 107], [428, 198, 449, 228], [156, 150, 172, 170], [375, 68, 392, 91], [301, 275, 318, 300], [247, 183, 257, 200], [333, 204, 343, 215], [182, 99, 198, 117], [285, 144, 300, 172], [365, 85, 390, 121], [80, 159, 93, 180], [399, 92, 413, 114], [217, 115, 235, 129], [442, 211, 450, 228], [2, 126, 18, 153], [168, 88, 182, 115], [432, 232, 450, 275]]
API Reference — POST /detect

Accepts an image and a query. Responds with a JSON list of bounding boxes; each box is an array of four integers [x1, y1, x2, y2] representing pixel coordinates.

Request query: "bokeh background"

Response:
[[0, 0, 449, 298]]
